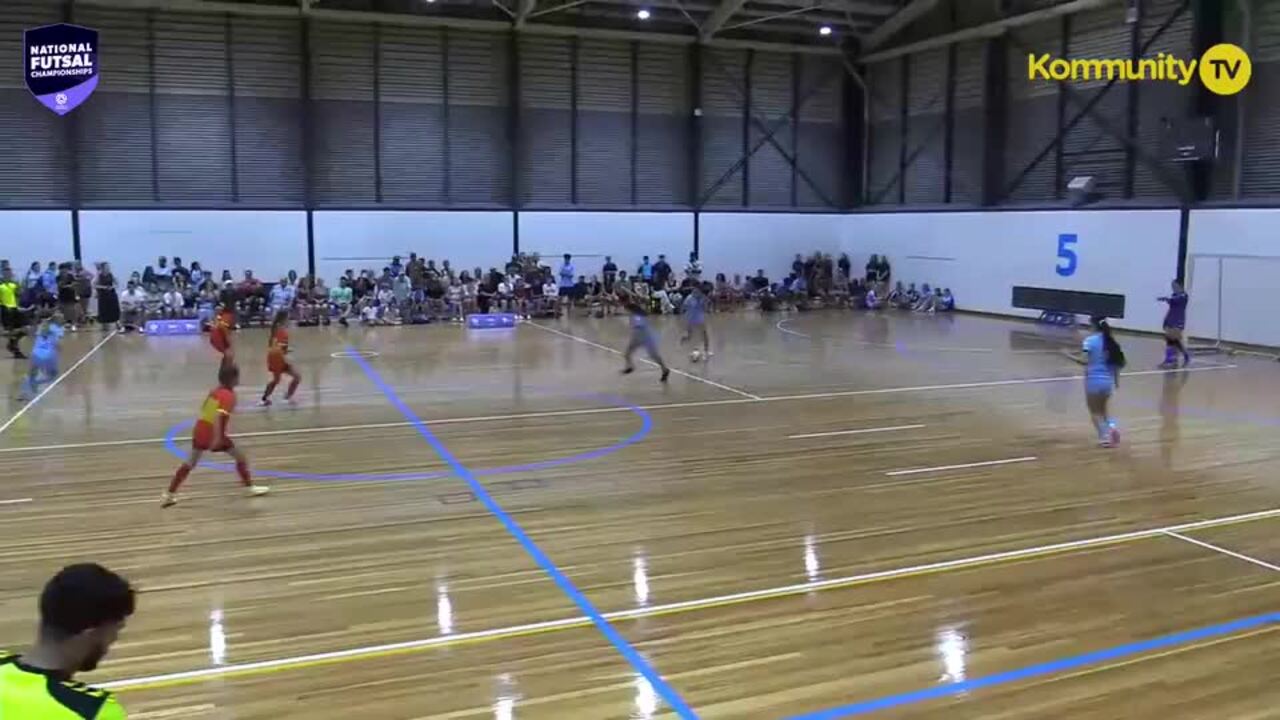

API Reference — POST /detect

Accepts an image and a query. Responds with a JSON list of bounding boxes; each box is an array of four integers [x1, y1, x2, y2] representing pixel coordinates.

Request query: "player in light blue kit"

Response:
[[1082, 315, 1125, 448], [619, 286, 670, 382], [20, 312, 65, 400], [680, 282, 711, 359]]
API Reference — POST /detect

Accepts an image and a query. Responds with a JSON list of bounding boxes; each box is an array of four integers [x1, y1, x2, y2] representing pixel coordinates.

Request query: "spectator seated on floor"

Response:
[[939, 288, 955, 312], [233, 271, 263, 323], [913, 284, 936, 313], [830, 270, 851, 306], [886, 281, 906, 309], [161, 284, 186, 319], [196, 282, 217, 326], [850, 279, 868, 309], [758, 283, 779, 313], [119, 281, 148, 332], [864, 286, 881, 310]]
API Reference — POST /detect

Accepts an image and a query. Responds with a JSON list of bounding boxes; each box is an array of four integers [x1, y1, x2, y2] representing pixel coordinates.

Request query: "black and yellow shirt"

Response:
[[0, 651, 125, 719], [0, 280, 18, 310]]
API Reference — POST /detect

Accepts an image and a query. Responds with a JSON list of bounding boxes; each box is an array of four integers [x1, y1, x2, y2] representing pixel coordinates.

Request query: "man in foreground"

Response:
[[0, 563, 136, 719]]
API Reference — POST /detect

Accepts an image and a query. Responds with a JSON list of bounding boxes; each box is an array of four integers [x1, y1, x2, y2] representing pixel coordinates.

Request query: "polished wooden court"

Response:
[[3, 311, 1280, 719]]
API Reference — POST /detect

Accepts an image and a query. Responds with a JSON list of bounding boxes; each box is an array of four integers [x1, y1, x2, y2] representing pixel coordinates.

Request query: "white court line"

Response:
[[99, 504, 1280, 691], [885, 455, 1038, 477], [0, 363, 1238, 454], [0, 498, 33, 505], [526, 321, 763, 400], [1164, 530, 1280, 573], [0, 330, 118, 437], [788, 424, 925, 440]]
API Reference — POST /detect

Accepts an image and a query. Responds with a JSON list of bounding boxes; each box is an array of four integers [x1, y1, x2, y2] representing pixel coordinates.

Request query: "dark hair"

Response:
[[1091, 316, 1126, 369], [40, 564, 135, 638], [219, 362, 240, 387], [270, 309, 289, 337]]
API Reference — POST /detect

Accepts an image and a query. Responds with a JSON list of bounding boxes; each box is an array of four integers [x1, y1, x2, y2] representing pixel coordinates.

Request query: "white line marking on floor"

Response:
[[885, 455, 1038, 477], [0, 498, 33, 505], [1163, 530, 1280, 573], [99, 504, 1280, 691], [788, 424, 926, 440], [0, 330, 118, 437], [0, 363, 1239, 454], [526, 321, 763, 400]]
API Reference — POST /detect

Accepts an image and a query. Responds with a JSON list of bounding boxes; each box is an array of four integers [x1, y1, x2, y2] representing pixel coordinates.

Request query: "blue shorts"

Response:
[[31, 354, 58, 377], [1085, 376, 1113, 397], [630, 327, 658, 354]]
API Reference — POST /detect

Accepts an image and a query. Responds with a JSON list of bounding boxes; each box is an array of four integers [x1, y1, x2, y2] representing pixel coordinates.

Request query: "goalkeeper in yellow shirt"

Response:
[[0, 564, 135, 719]]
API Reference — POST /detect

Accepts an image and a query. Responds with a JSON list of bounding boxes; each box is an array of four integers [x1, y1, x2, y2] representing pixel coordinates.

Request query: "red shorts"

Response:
[[193, 428, 234, 453], [268, 354, 290, 375], [211, 331, 230, 354]]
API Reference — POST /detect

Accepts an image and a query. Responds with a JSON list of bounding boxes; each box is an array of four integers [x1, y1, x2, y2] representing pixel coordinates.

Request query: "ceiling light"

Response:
[[818, 25, 832, 36], [637, 8, 651, 19]]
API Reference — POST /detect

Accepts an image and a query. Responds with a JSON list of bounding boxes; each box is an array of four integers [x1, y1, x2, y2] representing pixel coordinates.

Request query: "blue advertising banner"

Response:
[[24, 23, 98, 115]]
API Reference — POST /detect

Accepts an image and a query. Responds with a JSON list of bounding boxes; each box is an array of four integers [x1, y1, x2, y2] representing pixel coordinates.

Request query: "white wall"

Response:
[[699, 213, 844, 281], [0, 211, 74, 276], [518, 212, 693, 279], [79, 211, 308, 283], [1186, 209, 1280, 347], [841, 210, 1183, 332], [314, 211, 513, 282]]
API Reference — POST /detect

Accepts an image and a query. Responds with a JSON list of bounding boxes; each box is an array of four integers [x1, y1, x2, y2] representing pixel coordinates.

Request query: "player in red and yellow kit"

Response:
[[163, 363, 269, 508], [260, 310, 300, 406], [209, 307, 235, 368]]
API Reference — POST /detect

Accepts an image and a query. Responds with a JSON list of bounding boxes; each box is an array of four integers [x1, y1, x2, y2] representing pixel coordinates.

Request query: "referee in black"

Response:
[[0, 265, 26, 359]]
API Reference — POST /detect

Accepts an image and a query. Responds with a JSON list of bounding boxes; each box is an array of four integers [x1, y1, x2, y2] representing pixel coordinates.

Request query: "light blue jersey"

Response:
[[683, 293, 706, 325], [1083, 333, 1114, 394], [31, 322, 64, 360]]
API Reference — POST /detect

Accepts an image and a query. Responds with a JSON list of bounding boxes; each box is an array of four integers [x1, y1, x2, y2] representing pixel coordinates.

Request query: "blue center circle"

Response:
[[162, 392, 652, 483]]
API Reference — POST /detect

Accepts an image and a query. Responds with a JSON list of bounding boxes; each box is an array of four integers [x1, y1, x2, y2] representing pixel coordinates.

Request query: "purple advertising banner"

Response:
[[24, 23, 98, 115]]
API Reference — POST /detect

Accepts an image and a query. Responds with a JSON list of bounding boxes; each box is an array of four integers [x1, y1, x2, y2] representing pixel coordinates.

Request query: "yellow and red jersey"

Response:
[[267, 328, 290, 374], [194, 386, 236, 440]]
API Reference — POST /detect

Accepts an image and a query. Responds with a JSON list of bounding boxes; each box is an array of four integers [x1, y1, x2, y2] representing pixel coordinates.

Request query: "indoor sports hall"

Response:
[[2, 0, 1280, 718]]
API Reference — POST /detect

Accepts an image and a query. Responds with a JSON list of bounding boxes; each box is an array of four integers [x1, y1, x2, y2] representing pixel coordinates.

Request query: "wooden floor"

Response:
[[3, 311, 1280, 719]]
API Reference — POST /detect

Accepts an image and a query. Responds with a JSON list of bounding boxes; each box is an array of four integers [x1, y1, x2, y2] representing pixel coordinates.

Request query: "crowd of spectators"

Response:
[[0, 249, 953, 335]]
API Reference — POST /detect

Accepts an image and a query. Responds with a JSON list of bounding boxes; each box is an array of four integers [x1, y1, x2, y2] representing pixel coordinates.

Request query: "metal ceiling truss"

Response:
[[859, 0, 1114, 62], [696, 50, 843, 208], [56, 0, 852, 52], [1001, 0, 1193, 202]]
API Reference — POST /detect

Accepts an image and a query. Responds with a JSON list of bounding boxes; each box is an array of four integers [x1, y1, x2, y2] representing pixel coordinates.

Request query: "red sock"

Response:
[[262, 379, 278, 401], [168, 463, 192, 493], [235, 460, 251, 487], [285, 375, 300, 399]]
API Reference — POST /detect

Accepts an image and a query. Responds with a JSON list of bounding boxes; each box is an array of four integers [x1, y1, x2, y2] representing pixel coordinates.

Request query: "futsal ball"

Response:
[[690, 350, 703, 362]]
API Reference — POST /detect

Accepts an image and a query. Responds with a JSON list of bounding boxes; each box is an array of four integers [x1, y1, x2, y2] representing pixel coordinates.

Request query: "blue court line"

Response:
[[787, 611, 1280, 719], [161, 392, 652, 482], [348, 350, 698, 720]]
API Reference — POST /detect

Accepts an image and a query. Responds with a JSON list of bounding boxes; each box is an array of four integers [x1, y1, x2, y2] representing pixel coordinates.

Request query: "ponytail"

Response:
[[1097, 319, 1126, 370]]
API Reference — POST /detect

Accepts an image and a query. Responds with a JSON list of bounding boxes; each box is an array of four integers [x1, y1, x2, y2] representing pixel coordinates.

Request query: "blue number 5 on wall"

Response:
[[1056, 233, 1078, 277]]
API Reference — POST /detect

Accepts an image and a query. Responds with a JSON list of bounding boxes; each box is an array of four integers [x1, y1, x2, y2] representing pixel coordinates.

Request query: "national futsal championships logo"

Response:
[[1027, 42, 1251, 96], [23, 23, 99, 115]]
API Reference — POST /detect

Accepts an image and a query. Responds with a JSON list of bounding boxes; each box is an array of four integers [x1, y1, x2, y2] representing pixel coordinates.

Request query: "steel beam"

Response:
[[859, 0, 1112, 62], [515, 0, 537, 27], [696, 56, 843, 208], [701, 0, 749, 41], [1002, 0, 1190, 201], [861, 0, 939, 52], [56, 0, 843, 54]]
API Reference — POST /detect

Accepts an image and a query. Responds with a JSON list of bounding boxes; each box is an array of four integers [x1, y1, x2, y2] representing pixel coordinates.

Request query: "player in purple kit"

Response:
[[1157, 280, 1190, 368]]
